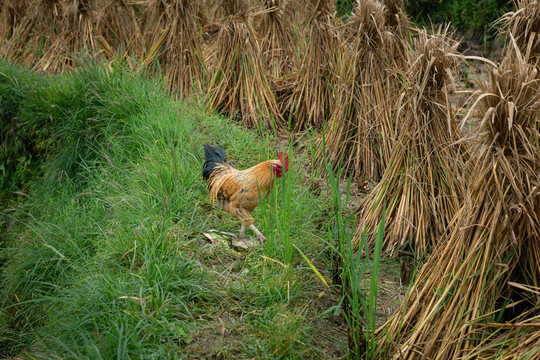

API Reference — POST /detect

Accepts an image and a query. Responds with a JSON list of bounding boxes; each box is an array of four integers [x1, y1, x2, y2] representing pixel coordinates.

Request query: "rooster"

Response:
[[202, 144, 288, 243]]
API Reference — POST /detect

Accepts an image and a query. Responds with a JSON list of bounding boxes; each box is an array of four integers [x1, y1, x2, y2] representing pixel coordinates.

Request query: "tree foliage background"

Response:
[[335, 0, 510, 40]]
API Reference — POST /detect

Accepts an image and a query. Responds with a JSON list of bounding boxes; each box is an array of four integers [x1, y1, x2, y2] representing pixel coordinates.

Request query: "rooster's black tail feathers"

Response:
[[203, 145, 227, 181]]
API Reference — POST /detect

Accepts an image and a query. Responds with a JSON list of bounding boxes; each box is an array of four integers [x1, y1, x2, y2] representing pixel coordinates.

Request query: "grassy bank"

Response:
[[0, 59, 393, 359]]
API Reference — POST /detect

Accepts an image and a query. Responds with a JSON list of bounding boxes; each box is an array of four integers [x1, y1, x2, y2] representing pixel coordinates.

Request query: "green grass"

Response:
[[317, 132, 388, 359], [0, 59, 400, 359]]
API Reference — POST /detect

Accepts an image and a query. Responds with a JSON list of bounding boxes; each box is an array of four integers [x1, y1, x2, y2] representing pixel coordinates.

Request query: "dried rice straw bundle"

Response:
[[353, 28, 468, 257], [380, 0, 410, 62], [94, 0, 143, 62], [2, 0, 65, 69], [201, 4, 222, 89], [201, 0, 220, 75], [499, 0, 540, 64], [0, 0, 26, 58], [255, 0, 298, 123], [5, 0, 140, 72], [283, 0, 311, 45], [380, 0, 409, 33], [201, 22, 220, 75], [197, 0, 213, 27], [319, 0, 406, 183], [206, 0, 284, 132], [256, 0, 297, 80], [142, 0, 205, 97], [286, 0, 342, 131], [32, 0, 101, 73], [375, 44, 540, 359], [465, 312, 540, 359], [271, 74, 296, 123]]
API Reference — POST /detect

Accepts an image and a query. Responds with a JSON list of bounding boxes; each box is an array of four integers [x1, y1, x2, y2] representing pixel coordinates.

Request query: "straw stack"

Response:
[[319, 0, 408, 182], [256, 0, 297, 81], [143, 0, 205, 97], [375, 43, 540, 359], [0, 0, 26, 59], [94, 0, 143, 62], [499, 0, 540, 64], [2, 0, 99, 72], [353, 28, 468, 258], [287, 0, 342, 131], [206, 0, 284, 132]]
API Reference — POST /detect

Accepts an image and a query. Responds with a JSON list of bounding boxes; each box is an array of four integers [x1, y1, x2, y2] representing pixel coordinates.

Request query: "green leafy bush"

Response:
[[407, 0, 510, 40], [334, 0, 509, 41]]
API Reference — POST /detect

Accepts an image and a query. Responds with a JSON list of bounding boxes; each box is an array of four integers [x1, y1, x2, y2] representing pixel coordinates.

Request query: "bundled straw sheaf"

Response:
[[33, 0, 101, 72], [256, 0, 298, 121], [380, 0, 409, 32], [94, 0, 143, 61], [0, 0, 142, 72], [499, 0, 540, 63], [353, 28, 468, 257], [287, 0, 342, 131], [284, 0, 312, 40], [375, 44, 540, 359], [0, 0, 26, 56], [206, 0, 284, 132], [319, 0, 408, 182], [380, 0, 410, 61], [143, 0, 205, 96], [1, 0, 93, 71], [257, 0, 297, 80]]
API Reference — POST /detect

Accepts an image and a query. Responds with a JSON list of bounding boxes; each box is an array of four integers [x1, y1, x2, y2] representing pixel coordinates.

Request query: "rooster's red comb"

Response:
[[277, 152, 289, 172]]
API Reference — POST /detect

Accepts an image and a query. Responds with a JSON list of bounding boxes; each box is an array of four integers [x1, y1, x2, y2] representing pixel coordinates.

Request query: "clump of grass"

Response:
[[0, 59, 52, 200], [353, 27, 469, 258], [286, 0, 342, 131], [206, 0, 284, 132], [375, 41, 540, 359], [0, 59, 220, 357], [319, 136, 386, 359], [20, 58, 172, 184], [261, 148, 295, 273], [142, 0, 206, 97], [319, 0, 408, 183]]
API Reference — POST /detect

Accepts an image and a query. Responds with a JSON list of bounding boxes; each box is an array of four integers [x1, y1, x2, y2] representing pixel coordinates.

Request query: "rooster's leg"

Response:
[[248, 224, 267, 244], [238, 223, 246, 239], [238, 214, 267, 244]]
